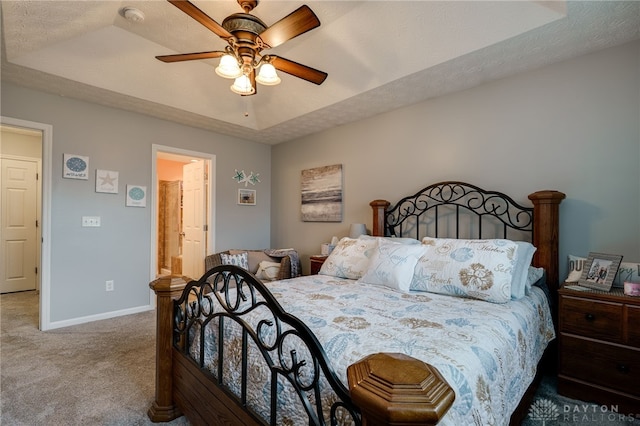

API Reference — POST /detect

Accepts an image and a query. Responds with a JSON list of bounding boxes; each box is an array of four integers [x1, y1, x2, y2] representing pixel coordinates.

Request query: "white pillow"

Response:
[[358, 235, 421, 245], [318, 237, 377, 279], [411, 237, 518, 303], [511, 241, 537, 299], [255, 261, 281, 281], [357, 240, 426, 292]]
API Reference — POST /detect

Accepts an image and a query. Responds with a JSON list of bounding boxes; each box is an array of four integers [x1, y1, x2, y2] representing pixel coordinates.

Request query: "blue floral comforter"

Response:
[[191, 274, 555, 425]]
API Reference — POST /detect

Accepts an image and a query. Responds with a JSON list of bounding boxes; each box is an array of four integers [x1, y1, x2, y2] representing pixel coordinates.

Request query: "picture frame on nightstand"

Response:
[[579, 252, 623, 292]]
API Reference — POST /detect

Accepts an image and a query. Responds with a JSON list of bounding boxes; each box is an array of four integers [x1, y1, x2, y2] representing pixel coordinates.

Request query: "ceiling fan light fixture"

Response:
[[158, 0, 327, 96], [256, 63, 281, 86], [230, 74, 255, 95], [215, 55, 243, 79]]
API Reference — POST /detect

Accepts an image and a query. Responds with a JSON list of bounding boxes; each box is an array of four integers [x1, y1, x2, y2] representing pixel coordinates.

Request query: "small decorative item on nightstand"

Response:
[[310, 255, 328, 275], [624, 281, 640, 296], [578, 252, 623, 292]]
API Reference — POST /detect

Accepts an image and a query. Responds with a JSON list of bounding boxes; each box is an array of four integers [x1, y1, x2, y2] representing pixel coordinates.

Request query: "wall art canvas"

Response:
[[126, 185, 147, 207], [63, 154, 89, 179], [301, 164, 343, 222], [96, 170, 119, 194]]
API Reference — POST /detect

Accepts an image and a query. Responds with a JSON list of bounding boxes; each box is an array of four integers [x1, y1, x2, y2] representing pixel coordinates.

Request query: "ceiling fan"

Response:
[[156, 0, 328, 96]]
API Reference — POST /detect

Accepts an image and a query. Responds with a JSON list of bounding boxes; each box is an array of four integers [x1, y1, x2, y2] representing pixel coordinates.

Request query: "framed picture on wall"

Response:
[[300, 164, 343, 222], [126, 185, 147, 207], [95, 170, 119, 193], [238, 189, 256, 205], [579, 252, 623, 292], [63, 154, 89, 180]]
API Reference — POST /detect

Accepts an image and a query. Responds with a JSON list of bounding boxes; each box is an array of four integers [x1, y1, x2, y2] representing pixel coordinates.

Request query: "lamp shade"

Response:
[[215, 55, 242, 79], [349, 223, 367, 239], [256, 63, 281, 86], [230, 75, 255, 95]]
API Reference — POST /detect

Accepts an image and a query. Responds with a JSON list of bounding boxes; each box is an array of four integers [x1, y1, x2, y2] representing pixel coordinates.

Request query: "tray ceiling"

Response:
[[2, 1, 639, 144]]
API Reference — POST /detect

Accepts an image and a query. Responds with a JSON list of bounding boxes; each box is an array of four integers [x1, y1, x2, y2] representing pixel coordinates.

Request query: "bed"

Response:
[[148, 181, 565, 425]]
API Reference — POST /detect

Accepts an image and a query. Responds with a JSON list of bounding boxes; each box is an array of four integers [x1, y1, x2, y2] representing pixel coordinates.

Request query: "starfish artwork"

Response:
[[95, 170, 119, 194], [233, 169, 260, 187], [100, 173, 117, 187]]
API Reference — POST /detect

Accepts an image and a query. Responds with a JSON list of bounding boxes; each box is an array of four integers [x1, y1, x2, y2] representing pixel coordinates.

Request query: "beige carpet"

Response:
[[0, 290, 188, 426], [2, 290, 638, 426]]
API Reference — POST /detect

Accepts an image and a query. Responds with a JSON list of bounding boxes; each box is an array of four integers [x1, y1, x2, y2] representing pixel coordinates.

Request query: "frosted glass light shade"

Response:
[[230, 75, 255, 95], [256, 63, 281, 86], [349, 223, 367, 239], [215, 55, 242, 79]]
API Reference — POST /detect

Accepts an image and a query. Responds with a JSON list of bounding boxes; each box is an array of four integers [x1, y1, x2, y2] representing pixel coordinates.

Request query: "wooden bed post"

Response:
[[147, 275, 188, 423], [348, 353, 455, 425], [370, 200, 390, 237], [528, 190, 566, 288]]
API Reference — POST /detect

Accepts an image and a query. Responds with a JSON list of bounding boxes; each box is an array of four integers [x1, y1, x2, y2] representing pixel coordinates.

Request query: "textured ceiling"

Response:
[[1, 1, 639, 145]]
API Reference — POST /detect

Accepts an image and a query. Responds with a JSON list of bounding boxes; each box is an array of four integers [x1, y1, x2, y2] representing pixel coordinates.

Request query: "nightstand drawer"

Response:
[[560, 334, 640, 395], [560, 296, 623, 342], [628, 305, 640, 347]]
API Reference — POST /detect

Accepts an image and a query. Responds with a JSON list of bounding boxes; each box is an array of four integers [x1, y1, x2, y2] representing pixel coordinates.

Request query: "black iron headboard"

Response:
[[383, 181, 534, 242], [370, 181, 565, 288]]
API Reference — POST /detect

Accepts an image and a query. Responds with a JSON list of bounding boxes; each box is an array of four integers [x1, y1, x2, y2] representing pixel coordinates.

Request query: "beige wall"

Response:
[[272, 41, 640, 277]]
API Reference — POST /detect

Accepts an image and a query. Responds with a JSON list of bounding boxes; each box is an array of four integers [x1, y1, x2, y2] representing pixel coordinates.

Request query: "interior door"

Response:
[[1, 158, 38, 293], [181, 160, 206, 280]]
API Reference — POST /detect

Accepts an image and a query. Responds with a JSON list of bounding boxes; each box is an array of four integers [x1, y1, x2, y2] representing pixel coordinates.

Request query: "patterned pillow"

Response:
[[318, 237, 377, 279], [527, 266, 544, 290], [357, 239, 426, 291], [411, 238, 519, 304], [220, 252, 249, 271], [229, 249, 276, 273]]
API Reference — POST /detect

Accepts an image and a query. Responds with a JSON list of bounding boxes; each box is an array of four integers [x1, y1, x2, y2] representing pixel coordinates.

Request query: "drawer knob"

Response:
[[617, 364, 629, 374], [585, 313, 595, 321]]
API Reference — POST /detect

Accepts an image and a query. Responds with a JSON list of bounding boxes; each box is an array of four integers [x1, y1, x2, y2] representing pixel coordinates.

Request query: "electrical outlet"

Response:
[[82, 216, 101, 227], [105, 280, 114, 292]]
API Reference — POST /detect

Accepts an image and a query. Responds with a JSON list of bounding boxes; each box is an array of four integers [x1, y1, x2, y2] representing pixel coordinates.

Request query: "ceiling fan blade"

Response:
[[168, 0, 232, 40], [156, 51, 226, 63], [259, 5, 320, 49], [271, 56, 327, 85]]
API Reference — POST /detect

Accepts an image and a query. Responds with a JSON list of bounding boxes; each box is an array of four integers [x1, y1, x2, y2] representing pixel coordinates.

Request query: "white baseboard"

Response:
[[46, 304, 154, 330]]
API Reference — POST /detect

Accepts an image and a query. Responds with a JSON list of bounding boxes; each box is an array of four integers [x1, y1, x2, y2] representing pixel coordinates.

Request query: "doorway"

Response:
[[0, 116, 52, 330], [151, 145, 215, 284], [0, 126, 42, 294]]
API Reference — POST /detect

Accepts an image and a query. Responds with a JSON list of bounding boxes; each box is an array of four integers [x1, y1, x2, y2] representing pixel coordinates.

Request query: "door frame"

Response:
[[150, 144, 215, 303], [1, 116, 53, 331]]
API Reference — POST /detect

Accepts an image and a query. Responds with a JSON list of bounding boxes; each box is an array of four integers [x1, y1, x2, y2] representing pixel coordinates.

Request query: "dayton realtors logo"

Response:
[[528, 398, 640, 424], [529, 399, 560, 425]]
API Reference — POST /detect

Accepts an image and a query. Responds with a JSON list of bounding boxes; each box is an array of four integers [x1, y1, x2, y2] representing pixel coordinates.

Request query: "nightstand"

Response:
[[309, 255, 328, 275], [557, 285, 640, 412]]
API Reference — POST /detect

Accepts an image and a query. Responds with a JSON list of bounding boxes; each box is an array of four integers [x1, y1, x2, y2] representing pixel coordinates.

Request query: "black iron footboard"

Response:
[[172, 264, 362, 426]]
